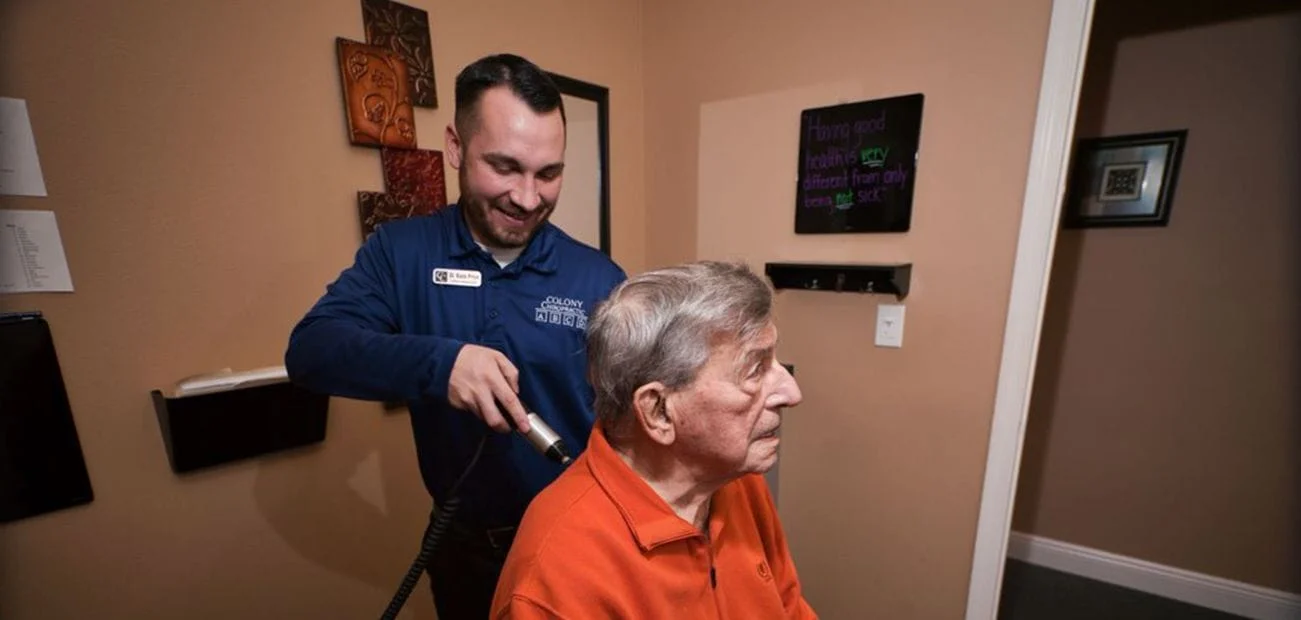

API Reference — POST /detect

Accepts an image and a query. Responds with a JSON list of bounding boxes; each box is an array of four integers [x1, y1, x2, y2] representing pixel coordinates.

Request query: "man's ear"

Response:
[[632, 382, 674, 447], [445, 123, 463, 169]]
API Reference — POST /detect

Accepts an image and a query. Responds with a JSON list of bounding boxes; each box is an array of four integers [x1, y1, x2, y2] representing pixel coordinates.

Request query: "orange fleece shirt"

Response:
[[491, 423, 817, 619]]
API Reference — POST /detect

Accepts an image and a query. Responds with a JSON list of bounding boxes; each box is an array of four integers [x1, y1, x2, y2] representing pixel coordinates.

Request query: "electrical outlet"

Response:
[[875, 304, 905, 348]]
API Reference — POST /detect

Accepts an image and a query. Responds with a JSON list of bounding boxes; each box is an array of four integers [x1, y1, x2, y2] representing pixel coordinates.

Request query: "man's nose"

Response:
[[769, 362, 802, 408], [510, 176, 542, 211]]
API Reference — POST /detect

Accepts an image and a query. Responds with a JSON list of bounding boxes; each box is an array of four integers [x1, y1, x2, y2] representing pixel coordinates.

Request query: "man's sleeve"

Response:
[[494, 595, 570, 619], [754, 477, 819, 619], [284, 227, 464, 403]]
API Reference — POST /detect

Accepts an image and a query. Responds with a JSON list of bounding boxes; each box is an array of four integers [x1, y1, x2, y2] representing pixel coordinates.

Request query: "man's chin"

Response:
[[488, 227, 535, 249], [487, 213, 547, 248], [744, 448, 780, 475], [478, 214, 535, 247]]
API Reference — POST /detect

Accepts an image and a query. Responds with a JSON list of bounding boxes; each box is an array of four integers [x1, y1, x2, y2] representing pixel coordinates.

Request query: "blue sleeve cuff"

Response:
[[423, 338, 466, 402]]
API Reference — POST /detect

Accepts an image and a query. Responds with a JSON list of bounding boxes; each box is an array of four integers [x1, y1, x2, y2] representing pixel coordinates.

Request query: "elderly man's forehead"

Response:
[[708, 322, 778, 355], [748, 322, 779, 347]]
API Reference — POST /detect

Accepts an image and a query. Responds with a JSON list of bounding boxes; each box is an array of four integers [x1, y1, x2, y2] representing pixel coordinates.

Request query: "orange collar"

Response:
[[584, 423, 728, 551]]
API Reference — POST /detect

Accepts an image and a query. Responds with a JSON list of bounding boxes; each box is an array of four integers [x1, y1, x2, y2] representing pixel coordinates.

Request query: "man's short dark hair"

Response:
[[454, 53, 565, 137]]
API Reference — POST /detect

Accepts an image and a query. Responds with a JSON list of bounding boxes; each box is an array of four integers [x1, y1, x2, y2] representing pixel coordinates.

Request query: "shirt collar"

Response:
[[584, 422, 706, 552], [446, 203, 558, 274]]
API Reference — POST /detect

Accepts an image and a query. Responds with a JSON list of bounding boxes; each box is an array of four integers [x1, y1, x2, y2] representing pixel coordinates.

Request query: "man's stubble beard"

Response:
[[458, 168, 556, 249]]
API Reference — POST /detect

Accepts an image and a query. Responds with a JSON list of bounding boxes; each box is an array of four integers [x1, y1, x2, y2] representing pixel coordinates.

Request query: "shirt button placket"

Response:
[[487, 278, 499, 321]]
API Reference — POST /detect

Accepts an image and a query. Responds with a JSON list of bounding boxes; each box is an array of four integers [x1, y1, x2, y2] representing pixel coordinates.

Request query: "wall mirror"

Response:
[[547, 72, 610, 255]]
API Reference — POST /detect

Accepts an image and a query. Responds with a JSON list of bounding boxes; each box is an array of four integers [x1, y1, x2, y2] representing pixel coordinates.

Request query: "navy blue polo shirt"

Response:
[[286, 204, 626, 528]]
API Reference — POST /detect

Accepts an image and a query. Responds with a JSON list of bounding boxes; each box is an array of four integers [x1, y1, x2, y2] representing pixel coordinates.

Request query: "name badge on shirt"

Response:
[[432, 268, 482, 288]]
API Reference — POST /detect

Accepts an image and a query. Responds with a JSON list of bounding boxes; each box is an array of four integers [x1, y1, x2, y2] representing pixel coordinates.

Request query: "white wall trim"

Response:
[[1008, 533, 1301, 620], [963, 1, 1097, 618]]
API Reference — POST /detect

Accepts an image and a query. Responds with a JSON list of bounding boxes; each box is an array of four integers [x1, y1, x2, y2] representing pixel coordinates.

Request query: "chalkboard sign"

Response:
[[795, 93, 924, 234]]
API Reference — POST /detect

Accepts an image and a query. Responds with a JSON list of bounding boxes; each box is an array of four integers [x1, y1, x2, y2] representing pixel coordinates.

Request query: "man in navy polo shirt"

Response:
[[285, 53, 625, 618]]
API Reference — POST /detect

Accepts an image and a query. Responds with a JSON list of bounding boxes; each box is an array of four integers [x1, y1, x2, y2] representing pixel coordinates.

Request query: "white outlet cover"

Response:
[[876, 303, 905, 348]]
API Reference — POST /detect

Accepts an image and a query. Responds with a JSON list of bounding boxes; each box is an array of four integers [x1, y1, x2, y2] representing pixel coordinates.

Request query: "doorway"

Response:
[[968, 0, 1301, 618]]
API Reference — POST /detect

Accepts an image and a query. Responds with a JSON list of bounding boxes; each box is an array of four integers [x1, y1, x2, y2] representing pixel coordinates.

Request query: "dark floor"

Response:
[[998, 559, 1249, 620]]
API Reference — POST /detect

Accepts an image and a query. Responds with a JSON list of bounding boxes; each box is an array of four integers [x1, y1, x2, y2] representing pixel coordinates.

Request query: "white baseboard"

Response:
[[1007, 532, 1301, 620]]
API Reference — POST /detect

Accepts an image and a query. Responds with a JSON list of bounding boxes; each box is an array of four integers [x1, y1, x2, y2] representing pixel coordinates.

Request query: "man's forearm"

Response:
[[285, 316, 464, 403]]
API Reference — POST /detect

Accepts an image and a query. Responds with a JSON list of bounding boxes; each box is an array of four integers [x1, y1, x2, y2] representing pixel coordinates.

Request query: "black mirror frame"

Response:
[[547, 72, 611, 256]]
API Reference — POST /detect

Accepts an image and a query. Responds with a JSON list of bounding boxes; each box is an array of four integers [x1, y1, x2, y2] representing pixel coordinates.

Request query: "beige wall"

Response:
[[1014, 1, 1301, 593], [645, 0, 1052, 616], [0, 1, 643, 618]]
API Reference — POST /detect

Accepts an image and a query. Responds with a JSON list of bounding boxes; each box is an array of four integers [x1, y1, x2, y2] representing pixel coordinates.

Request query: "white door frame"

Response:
[[964, 0, 1097, 618]]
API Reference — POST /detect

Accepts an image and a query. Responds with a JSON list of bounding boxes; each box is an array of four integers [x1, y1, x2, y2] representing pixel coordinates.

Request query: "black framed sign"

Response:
[[795, 93, 924, 234]]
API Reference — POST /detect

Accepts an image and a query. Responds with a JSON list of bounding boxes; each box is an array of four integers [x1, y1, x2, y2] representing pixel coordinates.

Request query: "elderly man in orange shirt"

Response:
[[490, 260, 817, 619]]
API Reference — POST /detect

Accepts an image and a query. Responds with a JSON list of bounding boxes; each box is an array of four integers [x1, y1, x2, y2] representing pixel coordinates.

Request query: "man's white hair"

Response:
[[586, 260, 773, 438]]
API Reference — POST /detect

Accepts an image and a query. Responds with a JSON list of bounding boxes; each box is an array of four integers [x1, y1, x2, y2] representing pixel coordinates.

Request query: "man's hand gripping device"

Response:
[[510, 411, 572, 465]]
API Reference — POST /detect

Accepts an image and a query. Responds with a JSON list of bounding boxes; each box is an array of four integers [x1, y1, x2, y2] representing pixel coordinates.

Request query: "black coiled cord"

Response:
[[379, 432, 489, 620]]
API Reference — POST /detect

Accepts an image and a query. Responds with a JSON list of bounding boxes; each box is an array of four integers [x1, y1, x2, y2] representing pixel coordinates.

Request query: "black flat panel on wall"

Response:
[[795, 93, 924, 234], [0, 312, 94, 523]]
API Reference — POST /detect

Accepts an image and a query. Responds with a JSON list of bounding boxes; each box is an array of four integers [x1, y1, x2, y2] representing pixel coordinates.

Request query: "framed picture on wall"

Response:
[[1063, 129, 1187, 228]]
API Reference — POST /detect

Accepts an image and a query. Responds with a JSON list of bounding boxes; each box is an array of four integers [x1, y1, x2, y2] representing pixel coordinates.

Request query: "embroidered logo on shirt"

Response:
[[533, 296, 587, 330]]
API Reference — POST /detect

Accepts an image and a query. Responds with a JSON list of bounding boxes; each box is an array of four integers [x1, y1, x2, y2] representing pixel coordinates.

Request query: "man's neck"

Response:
[[461, 207, 527, 268], [614, 439, 723, 531], [474, 238, 522, 268]]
